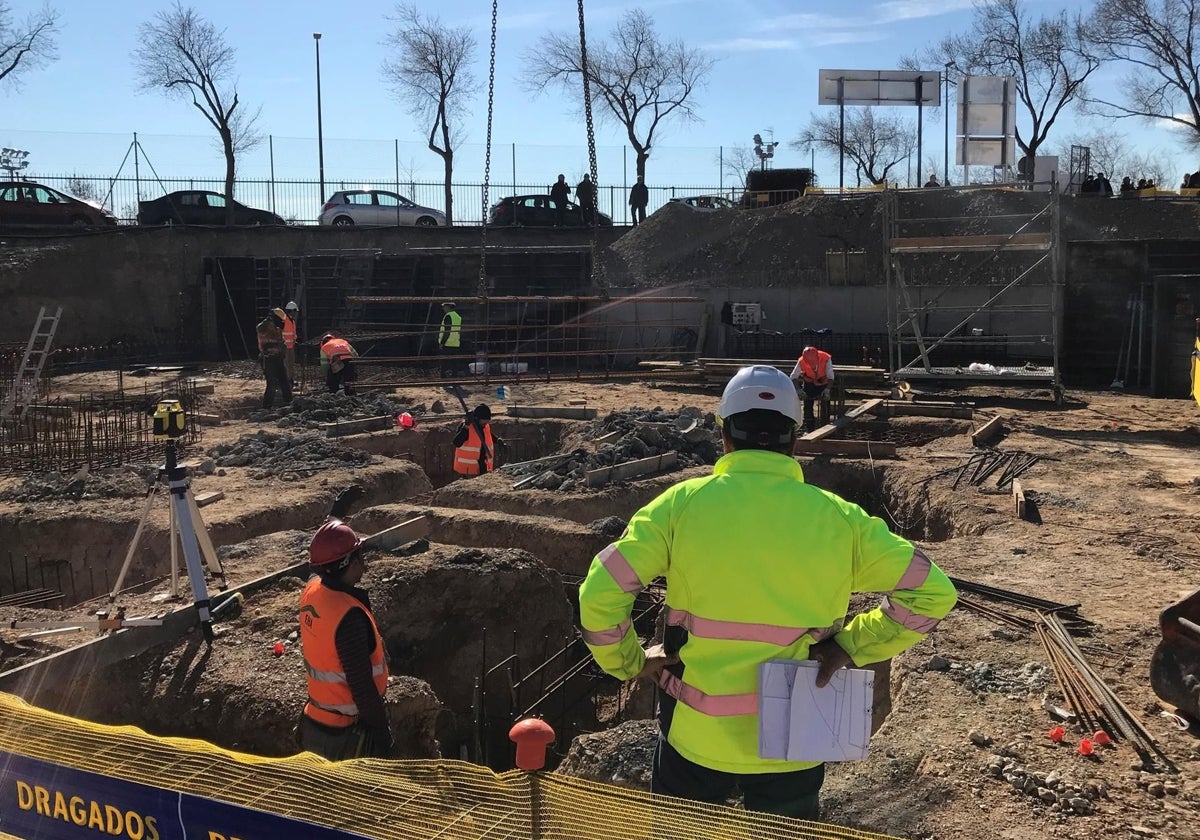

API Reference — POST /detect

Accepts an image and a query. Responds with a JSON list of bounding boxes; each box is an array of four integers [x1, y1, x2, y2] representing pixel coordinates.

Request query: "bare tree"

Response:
[[718, 146, 758, 194], [794, 108, 916, 185], [133, 4, 260, 224], [1049, 128, 1135, 181], [382, 3, 477, 226], [0, 2, 58, 86], [64, 175, 101, 203], [906, 0, 1099, 163], [1126, 148, 1174, 186], [1087, 0, 1200, 148], [526, 8, 714, 181]]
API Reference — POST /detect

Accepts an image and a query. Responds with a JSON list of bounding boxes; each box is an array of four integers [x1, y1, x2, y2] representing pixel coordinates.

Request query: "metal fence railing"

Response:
[[26, 173, 745, 227]]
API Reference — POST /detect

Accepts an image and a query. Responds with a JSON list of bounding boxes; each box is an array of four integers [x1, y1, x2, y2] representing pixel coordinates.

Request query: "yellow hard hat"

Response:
[[272, 307, 286, 319]]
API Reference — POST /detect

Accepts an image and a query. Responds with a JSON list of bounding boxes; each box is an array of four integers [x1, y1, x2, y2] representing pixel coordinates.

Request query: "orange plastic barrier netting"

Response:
[[0, 691, 902, 840]]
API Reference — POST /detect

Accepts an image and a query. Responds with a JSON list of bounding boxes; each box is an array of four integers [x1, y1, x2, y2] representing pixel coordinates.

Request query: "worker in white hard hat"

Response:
[[578, 365, 957, 820], [281, 301, 300, 386]]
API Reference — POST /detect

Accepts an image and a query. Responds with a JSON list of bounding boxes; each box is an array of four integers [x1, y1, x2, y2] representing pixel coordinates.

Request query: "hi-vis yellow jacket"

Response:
[[579, 449, 957, 774]]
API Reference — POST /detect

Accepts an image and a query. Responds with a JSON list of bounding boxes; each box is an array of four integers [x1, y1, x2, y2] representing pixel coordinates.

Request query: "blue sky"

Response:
[[2, 0, 1191, 206]]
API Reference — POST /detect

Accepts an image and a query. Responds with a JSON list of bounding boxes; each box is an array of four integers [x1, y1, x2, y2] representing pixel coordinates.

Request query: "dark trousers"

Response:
[[631, 205, 646, 225], [439, 344, 459, 377], [652, 735, 824, 821], [553, 201, 566, 227], [801, 382, 827, 431], [326, 361, 357, 395], [261, 353, 292, 408], [299, 716, 390, 761]]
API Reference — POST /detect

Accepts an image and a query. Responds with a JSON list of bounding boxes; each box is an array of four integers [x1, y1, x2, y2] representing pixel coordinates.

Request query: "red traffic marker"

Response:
[[1093, 730, 1112, 746], [1078, 738, 1095, 756], [1048, 726, 1065, 743], [272, 641, 285, 657]]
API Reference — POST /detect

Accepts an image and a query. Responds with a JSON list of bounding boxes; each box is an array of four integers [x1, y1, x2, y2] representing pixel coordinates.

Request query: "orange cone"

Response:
[[1078, 738, 1094, 756]]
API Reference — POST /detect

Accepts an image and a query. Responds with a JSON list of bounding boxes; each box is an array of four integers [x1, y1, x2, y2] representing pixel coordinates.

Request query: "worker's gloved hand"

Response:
[[808, 638, 853, 688], [329, 484, 365, 519], [634, 643, 680, 682]]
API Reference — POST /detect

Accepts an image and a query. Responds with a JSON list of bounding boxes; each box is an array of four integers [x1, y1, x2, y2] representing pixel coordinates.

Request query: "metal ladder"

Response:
[[2, 306, 63, 421]]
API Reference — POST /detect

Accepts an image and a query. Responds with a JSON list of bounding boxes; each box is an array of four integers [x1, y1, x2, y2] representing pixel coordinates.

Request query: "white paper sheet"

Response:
[[758, 659, 874, 762]]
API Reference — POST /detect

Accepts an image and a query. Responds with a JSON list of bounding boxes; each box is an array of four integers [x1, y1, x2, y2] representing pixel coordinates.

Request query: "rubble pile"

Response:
[[503, 407, 721, 491], [0, 464, 154, 502], [248, 392, 420, 430], [207, 430, 378, 479], [980, 754, 1110, 817]]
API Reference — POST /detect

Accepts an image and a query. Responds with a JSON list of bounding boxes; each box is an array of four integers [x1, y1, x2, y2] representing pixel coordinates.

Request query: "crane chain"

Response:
[[577, 0, 607, 300], [477, 0, 498, 300]]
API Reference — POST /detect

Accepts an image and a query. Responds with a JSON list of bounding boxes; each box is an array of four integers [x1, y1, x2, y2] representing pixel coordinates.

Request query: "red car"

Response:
[[0, 180, 117, 227]]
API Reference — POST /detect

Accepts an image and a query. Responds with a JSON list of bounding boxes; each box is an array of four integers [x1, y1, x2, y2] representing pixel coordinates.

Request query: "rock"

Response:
[[217, 469, 227, 476], [1163, 782, 1179, 795], [430, 400, 445, 413], [969, 729, 992, 747], [926, 654, 951, 671], [1067, 797, 1091, 813], [556, 720, 657, 790], [1045, 769, 1062, 788], [1037, 787, 1057, 803], [199, 458, 216, 474], [1148, 781, 1165, 797], [1130, 826, 1156, 837]]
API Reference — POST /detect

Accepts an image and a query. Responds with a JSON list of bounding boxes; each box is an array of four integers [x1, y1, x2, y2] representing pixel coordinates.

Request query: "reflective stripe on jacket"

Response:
[[578, 449, 957, 774], [453, 422, 494, 475], [442, 311, 462, 348], [799, 347, 831, 386], [298, 577, 388, 728], [281, 314, 297, 349], [320, 337, 355, 366]]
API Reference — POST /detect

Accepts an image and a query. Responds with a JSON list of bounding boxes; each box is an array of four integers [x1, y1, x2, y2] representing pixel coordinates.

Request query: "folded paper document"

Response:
[[758, 659, 874, 762]]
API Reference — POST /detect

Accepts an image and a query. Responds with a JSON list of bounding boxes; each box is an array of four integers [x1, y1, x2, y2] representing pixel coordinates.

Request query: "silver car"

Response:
[[319, 189, 446, 227]]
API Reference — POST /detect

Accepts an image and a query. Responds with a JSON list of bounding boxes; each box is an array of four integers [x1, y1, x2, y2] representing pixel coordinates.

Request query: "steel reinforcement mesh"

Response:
[[0, 692, 902, 840]]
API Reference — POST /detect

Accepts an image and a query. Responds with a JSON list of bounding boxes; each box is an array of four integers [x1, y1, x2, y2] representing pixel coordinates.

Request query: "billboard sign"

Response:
[[818, 70, 941, 106], [955, 75, 1017, 166]]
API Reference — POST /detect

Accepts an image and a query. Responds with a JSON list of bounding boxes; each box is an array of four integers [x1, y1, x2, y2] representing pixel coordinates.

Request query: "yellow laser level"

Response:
[[152, 399, 186, 439]]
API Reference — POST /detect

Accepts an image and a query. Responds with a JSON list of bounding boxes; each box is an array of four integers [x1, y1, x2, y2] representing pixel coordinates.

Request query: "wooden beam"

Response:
[[971, 416, 1004, 447], [871, 403, 975, 419], [801, 398, 885, 442], [889, 233, 1052, 252], [506, 405, 598, 420], [360, 515, 430, 551], [793, 440, 897, 458], [1012, 480, 1027, 520], [321, 415, 394, 437], [193, 413, 223, 426], [194, 491, 224, 508], [586, 452, 678, 488], [592, 430, 622, 448]]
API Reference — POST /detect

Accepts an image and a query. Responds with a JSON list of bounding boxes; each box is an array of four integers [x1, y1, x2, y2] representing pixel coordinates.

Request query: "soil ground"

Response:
[[2, 367, 1200, 840]]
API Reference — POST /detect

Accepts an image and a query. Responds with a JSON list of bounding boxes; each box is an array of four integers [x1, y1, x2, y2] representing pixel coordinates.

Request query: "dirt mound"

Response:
[[247, 391, 415, 429], [206, 430, 378, 479], [556, 719, 657, 790], [0, 464, 154, 502], [505, 407, 721, 491]]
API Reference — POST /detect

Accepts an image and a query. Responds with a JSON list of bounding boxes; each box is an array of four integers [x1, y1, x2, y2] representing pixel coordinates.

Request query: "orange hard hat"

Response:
[[309, 519, 362, 569]]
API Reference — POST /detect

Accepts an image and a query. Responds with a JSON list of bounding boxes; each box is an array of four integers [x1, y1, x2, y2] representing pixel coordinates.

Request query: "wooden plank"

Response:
[[971, 416, 1004, 446], [321, 414, 393, 437], [190, 383, 215, 395], [361, 515, 430, 551], [193, 412, 223, 425], [194, 491, 224, 508], [801, 398, 885, 442], [585, 452, 678, 488], [1013, 480, 1027, 520], [506, 405, 598, 420], [793, 440, 897, 458], [871, 403, 975, 419], [592, 430, 622, 448], [889, 233, 1052, 253], [568, 399, 588, 406]]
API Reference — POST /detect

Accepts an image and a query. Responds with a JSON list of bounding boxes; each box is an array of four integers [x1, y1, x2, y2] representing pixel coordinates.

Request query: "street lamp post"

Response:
[[944, 61, 955, 186], [314, 33, 325, 202]]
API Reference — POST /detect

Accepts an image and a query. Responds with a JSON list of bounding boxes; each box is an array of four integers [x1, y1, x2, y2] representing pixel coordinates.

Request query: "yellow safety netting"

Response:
[[0, 691, 903, 840]]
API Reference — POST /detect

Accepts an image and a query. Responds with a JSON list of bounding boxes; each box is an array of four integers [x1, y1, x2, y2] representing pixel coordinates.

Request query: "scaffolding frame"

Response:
[[883, 188, 1064, 402]]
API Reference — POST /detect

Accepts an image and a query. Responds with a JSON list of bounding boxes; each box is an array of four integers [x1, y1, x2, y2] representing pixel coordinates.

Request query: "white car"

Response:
[[668, 195, 737, 211], [319, 189, 446, 227]]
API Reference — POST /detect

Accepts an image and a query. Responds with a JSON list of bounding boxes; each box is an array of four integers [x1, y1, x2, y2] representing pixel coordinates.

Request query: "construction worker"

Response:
[[298, 515, 393, 761], [452, 404, 495, 477], [282, 301, 300, 385], [256, 309, 292, 408], [319, 332, 358, 396], [790, 344, 835, 432], [438, 302, 462, 377], [578, 365, 957, 820]]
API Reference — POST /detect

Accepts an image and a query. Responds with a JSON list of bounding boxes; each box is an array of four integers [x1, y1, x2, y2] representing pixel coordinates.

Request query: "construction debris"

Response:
[[249, 392, 412, 430], [207, 430, 378, 478], [0, 464, 153, 502]]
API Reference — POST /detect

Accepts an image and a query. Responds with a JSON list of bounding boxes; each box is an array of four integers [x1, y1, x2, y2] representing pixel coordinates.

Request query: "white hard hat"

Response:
[[717, 365, 801, 425], [285, 301, 299, 311]]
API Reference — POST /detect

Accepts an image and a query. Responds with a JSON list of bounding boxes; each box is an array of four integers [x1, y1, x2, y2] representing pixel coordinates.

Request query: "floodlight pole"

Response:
[[838, 77, 845, 192], [943, 63, 954, 184], [915, 77, 924, 190]]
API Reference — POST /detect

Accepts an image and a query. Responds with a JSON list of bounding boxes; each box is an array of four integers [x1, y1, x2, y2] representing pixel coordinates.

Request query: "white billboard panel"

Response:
[[955, 75, 1017, 166], [957, 137, 1018, 167], [818, 69, 941, 106]]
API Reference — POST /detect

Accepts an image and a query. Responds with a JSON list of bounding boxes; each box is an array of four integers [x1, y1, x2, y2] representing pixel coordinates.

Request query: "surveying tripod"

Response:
[[110, 400, 227, 642]]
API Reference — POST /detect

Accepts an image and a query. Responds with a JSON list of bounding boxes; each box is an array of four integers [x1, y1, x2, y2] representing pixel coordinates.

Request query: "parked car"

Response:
[[487, 195, 613, 227], [0, 180, 117, 227], [740, 168, 816, 208], [136, 191, 284, 226], [319, 190, 446, 227], [668, 195, 737, 211]]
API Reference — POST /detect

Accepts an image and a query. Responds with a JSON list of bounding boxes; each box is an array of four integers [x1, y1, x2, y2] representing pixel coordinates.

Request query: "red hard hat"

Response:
[[309, 519, 362, 567]]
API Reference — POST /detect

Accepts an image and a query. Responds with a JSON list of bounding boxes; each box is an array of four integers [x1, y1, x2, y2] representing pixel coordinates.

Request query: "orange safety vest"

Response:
[[281, 314, 297, 349], [298, 577, 388, 729], [798, 347, 831, 386], [320, 337, 353, 363], [454, 422, 494, 476]]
